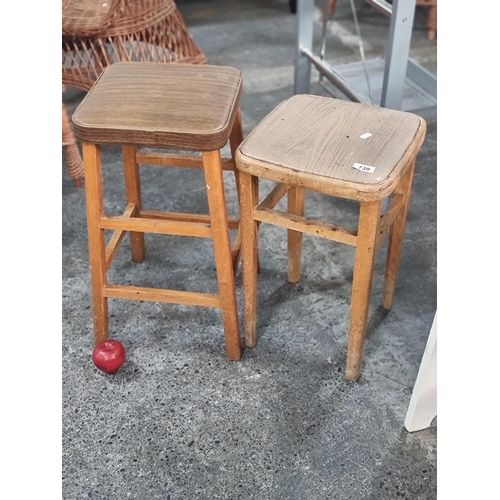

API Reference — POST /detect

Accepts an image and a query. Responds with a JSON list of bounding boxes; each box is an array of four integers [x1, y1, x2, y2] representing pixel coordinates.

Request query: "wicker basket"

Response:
[[62, 0, 206, 91], [62, 85, 84, 186], [62, 0, 207, 185]]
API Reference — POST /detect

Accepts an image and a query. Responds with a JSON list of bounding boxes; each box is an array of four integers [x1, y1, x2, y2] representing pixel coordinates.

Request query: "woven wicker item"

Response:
[[62, 0, 207, 186], [62, 85, 84, 187]]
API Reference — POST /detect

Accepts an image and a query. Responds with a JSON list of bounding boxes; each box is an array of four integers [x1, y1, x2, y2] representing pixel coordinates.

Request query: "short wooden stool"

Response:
[[72, 62, 244, 360], [235, 94, 427, 380]]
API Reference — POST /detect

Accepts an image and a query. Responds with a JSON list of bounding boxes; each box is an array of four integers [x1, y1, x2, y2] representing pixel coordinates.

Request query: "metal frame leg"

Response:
[[380, 0, 416, 110], [294, 0, 315, 94]]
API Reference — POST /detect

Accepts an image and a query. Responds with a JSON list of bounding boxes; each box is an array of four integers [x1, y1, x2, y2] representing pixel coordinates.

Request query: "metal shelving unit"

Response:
[[294, 0, 437, 121]]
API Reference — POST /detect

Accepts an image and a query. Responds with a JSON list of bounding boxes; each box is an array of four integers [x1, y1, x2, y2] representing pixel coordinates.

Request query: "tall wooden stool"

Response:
[[235, 94, 427, 380], [72, 62, 244, 360]]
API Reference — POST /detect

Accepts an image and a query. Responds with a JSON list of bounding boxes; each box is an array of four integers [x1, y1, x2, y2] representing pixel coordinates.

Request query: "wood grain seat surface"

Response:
[[72, 62, 243, 151], [236, 94, 426, 201]]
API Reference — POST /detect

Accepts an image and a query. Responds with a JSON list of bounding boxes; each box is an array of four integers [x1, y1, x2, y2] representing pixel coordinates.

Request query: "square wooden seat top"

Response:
[[236, 94, 426, 201], [72, 62, 243, 151]]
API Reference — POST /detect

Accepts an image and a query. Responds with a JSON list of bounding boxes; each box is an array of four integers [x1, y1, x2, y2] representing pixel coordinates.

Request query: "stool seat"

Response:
[[72, 62, 243, 151], [236, 94, 425, 201]]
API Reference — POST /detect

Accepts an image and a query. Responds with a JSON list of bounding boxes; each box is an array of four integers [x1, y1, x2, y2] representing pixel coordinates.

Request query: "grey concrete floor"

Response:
[[62, 1, 437, 498]]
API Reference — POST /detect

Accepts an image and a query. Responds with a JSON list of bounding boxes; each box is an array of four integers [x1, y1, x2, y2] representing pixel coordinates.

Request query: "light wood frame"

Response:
[[82, 112, 244, 361], [238, 161, 416, 381]]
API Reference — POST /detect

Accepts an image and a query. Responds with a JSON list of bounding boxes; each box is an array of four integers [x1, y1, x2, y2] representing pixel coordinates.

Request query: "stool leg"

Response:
[[287, 186, 305, 283], [347, 200, 382, 381], [203, 150, 242, 361], [82, 143, 109, 345], [229, 110, 244, 273], [382, 161, 416, 310], [122, 145, 145, 263], [239, 171, 259, 348]]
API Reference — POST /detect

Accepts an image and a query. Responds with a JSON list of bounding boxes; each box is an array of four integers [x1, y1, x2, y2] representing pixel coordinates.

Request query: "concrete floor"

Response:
[[62, 1, 437, 498]]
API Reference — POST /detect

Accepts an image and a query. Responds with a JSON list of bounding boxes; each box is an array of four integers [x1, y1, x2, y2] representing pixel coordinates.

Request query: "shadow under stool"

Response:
[[72, 62, 244, 360], [235, 94, 427, 380]]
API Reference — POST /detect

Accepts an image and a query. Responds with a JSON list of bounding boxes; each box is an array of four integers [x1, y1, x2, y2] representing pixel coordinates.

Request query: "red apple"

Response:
[[92, 340, 126, 374]]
